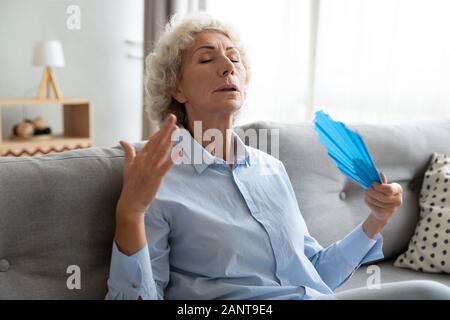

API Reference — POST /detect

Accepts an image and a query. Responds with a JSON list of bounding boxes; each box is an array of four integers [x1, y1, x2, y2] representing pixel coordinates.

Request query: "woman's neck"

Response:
[[186, 115, 234, 165]]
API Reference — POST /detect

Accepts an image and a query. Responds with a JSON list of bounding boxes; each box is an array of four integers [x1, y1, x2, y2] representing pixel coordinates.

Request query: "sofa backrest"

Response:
[[0, 146, 124, 299], [238, 121, 450, 259], [1, 121, 450, 299]]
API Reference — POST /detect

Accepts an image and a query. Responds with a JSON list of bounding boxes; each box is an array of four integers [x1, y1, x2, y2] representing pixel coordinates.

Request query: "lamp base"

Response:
[[37, 66, 63, 100]]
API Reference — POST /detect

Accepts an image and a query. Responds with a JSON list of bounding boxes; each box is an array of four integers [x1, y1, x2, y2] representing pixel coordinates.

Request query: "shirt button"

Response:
[[131, 283, 139, 289], [339, 191, 346, 201], [0, 259, 10, 272]]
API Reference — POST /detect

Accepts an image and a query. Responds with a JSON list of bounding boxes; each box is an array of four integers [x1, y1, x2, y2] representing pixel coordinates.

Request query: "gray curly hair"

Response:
[[144, 13, 251, 129]]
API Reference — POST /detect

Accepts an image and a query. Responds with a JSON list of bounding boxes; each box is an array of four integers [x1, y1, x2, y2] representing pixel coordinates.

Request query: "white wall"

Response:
[[0, 0, 144, 147]]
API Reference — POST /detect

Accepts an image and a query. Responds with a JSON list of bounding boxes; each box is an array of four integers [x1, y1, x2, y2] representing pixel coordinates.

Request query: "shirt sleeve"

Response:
[[303, 222, 384, 291], [105, 205, 171, 300], [105, 241, 158, 300]]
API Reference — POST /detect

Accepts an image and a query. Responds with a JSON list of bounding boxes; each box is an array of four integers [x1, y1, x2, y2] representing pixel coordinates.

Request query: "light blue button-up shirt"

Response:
[[106, 128, 383, 300]]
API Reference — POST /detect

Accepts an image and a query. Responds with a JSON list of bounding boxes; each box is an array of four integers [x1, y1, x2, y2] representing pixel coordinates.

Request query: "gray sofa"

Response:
[[1, 121, 450, 299]]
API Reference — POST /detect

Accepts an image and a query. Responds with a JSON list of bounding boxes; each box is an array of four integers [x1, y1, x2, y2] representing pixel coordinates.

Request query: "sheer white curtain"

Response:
[[205, 0, 450, 125], [315, 0, 450, 124]]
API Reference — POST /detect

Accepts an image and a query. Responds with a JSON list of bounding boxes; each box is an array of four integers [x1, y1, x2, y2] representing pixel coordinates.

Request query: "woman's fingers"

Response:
[[159, 114, 178, 142], [380, 171, 388, 184], [151, 126, 180, 167], [365, 197, 390, 215], [158, 148, 183, 176], [116, 115, 180, 218], [372, 181, 402, 196], [365, 173, 403, 222], [142, 114, 177, 154], [133, 113, 179, 170], [366, 187, 400, 205], [120, 140, 136, 164], [365, 194, 392, 209]]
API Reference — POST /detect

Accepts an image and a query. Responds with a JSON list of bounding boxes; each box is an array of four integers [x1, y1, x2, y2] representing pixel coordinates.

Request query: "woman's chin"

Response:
[[215, 101, 242, 113], [219, 104, 242, 115]]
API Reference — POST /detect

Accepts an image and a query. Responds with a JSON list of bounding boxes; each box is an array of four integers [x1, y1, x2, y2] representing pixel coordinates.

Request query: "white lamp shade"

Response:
[[32, 40, 65, 67]]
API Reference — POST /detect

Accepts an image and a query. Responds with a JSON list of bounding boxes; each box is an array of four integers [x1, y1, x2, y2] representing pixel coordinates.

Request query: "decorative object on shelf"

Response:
[[12, 120, 34, 139], [0, 98, 91, 157], [32, 40, 65, 100], [11, 116, 53, 141], [32, 116, 52, 136]]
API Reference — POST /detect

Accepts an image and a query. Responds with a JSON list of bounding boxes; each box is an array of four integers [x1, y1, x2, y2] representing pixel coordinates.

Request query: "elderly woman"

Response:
[[106, 14, 450, 300]]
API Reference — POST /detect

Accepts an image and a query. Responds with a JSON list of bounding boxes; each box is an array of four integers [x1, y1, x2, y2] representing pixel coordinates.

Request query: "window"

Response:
[[205, 0, 450, 124]]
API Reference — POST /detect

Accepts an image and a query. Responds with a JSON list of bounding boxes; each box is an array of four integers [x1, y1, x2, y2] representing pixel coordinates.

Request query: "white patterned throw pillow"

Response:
[[394, 153, 450, 273]]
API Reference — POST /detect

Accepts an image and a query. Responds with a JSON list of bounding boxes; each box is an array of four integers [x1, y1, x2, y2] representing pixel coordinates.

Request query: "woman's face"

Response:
[[172, 31, 247, 121]]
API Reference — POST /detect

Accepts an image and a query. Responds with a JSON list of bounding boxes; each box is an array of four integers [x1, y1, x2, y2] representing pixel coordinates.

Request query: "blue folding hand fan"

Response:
[[314, 110, 382, 189]]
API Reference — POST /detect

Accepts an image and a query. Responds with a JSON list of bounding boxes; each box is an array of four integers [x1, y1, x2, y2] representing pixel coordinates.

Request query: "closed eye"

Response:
[[199, 58, 240, 64]]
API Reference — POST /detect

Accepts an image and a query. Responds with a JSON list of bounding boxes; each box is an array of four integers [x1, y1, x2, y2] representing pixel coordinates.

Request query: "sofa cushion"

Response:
[[336, 259, 450, 292], [394, 152, 450, 273], [0, 146, 126, 299]]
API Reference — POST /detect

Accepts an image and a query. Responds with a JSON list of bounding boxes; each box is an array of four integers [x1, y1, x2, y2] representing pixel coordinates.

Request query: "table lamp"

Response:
[[32, 40, 65, 100]]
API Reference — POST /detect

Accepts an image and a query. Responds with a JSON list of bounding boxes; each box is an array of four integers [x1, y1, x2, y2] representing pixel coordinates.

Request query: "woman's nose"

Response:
[[218, 57, 235, 77]]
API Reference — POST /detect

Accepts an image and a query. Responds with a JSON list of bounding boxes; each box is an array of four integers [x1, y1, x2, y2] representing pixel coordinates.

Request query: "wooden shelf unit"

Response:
[[0, 98, 92, 157]]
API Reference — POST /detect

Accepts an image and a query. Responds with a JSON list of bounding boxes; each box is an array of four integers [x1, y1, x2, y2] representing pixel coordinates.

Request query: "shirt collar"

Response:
[[175, 126, 251, 174]]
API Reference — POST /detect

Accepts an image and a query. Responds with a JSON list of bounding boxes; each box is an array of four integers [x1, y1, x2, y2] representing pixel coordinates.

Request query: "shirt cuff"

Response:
[[106, 241, 157, 299], [336, 222, 384, 268]]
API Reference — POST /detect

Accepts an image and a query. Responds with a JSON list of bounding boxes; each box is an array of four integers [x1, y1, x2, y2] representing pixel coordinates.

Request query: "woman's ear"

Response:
[[171, 86, 188, 104]]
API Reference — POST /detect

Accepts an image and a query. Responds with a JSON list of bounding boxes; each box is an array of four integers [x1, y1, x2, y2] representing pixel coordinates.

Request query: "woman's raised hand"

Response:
[[116, 114, 180, 223], [362, 172, 403, 239], [365, 172, 403, 222]]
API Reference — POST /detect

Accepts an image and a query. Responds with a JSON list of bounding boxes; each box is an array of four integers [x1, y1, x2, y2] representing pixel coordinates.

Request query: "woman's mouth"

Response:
[[214, 84, 240, 93], [215, 89, 240, 94]]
